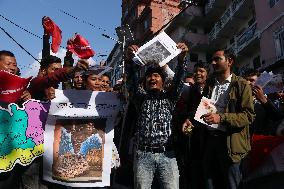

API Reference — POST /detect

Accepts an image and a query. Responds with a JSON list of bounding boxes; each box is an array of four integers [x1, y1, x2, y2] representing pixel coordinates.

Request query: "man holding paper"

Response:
[[125, 42, 188, 189], [185, 48, 255, 189]]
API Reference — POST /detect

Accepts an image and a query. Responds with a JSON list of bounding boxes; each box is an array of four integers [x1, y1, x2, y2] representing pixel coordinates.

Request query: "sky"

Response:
[[0, 0, 121, 77]]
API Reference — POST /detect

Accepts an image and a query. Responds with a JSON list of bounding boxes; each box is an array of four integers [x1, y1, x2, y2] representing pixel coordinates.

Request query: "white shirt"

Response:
[[210, 74, 232, 131]]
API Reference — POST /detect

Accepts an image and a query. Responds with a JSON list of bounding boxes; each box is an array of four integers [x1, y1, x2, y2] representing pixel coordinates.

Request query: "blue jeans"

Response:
[[133, 150, 179, 189]]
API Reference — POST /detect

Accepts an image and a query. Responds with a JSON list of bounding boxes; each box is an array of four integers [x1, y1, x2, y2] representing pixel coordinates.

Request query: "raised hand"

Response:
[[177, 43, 189, 62]]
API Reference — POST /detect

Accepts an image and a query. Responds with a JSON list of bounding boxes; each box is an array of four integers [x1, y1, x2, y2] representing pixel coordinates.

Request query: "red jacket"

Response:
[[29, 68, 70, 100]]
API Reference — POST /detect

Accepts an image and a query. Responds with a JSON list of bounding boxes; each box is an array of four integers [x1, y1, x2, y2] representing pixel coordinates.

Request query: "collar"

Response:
[[215, 74, 232, 84]]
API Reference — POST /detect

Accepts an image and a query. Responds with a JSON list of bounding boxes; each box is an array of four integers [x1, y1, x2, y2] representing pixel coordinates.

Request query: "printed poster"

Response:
[[43, 89, 120, 187], [0, 100, 48, 173], [194, 97, 218, 129], [132, 31, 181, 67]]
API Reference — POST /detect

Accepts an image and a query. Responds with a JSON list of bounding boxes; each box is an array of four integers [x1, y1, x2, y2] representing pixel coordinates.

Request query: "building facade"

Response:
[[108, 0, 284, 84], [107, 0, 183, 84], [166, 0, 284, 76]]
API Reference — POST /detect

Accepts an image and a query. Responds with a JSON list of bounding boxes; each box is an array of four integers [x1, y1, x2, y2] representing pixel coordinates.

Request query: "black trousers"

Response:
[[202, 130, 244, 189]]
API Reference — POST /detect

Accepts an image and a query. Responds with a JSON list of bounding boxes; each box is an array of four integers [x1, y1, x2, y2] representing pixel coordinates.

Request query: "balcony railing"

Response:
[[236, 22, 258, 53], [224, 23, 259, 57], [208, 0, 245, 41]]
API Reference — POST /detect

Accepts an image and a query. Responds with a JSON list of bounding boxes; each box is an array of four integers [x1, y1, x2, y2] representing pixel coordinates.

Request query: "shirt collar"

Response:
[[215, 74, 232, 84]]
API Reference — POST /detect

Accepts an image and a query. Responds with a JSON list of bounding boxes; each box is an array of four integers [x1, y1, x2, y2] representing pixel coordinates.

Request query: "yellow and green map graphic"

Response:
[[0, 100, 47, 172]]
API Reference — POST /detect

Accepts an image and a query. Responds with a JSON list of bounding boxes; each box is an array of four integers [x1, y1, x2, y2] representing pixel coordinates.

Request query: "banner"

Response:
[[0, 100, 48, 173], [0, 70, 31, 103], [43, 89, 120, 187]]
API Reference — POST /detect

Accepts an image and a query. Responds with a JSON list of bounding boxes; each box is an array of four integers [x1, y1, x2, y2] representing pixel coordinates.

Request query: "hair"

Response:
[[40, 55, 61, 69], [242, 68, 260, 78], [144, 66, 166, 83], [0, 50, 15, 60], [214, 48, 236, 64], [102, 73, 110, 80], [113, 84, 122, 91], [193, 61, 209, 73]]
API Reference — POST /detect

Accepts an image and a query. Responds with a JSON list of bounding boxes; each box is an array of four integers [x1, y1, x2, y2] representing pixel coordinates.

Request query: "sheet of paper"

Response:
[[194, 97, 219, 129], [132, 31, 181, 67], [263, 74, 284, 94], [255, 71, 274, 88]]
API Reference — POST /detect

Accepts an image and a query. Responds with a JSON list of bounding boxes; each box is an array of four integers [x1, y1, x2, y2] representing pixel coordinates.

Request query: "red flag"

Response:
[[0, 71, 31, 103], [43, 17, 62, 53], [67, 33, 95, 59]]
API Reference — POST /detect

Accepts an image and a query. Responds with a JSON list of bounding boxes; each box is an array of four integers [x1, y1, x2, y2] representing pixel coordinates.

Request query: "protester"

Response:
[[72, 71, 84, 90], [125, 43, 188, 189], [180, 61, 209, 189], [243, 69, 283, 135], [82, 66, 120, 189], [0, 50, 32, 188], [101, 73, 112, 92], [0, 50, 31, 104], [29, 56, 88, 100], [184, 72, 195, 86], [84, 69, 102, 91], [183, 48, 255, 189]]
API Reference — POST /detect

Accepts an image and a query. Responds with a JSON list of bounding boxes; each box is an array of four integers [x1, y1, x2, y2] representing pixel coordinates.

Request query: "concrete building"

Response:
[[166, 0, 284, 75], [108, 0, 284, 84], [107, 0, 183, 84]]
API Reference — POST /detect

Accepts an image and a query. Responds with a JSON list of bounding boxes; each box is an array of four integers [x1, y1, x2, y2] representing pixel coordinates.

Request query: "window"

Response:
[[190, 53, 198, 62], [253, 56, 261, 69], [274, 27, 284, 60], [269, 0, 280, 8]]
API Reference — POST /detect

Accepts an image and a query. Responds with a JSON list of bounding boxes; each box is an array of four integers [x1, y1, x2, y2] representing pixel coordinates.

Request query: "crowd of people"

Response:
[[0, 16, 284, 189]]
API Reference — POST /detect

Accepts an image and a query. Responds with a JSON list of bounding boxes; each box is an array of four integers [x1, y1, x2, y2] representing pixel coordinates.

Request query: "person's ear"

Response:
[[228, 57, 233, 67]]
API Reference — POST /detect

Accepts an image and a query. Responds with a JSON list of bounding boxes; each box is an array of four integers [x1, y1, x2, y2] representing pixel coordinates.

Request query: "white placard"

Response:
[[132, 31, 181, 67], [43, 90, 120, 187]]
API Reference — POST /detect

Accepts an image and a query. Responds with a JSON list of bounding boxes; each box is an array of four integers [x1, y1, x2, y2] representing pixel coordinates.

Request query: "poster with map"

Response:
[[0, 100, 48, 173], [43, 89, 121, 187]]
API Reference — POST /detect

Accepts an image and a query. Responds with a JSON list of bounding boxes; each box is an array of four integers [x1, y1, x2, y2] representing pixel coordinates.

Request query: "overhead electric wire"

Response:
[[58, 9, 117, 38], [0, 14, 42, 40], [0, 25, 40, 63]]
